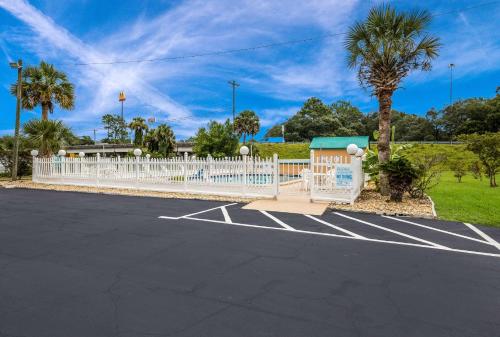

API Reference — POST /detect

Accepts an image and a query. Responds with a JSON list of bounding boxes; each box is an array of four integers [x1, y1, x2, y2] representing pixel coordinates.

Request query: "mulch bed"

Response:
[[329, 185, 435, 218]]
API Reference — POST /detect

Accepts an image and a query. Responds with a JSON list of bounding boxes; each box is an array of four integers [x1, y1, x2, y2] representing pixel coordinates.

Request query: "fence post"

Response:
[[32, 156, 37, 182], [349, 156, 358, 205], [183, 152, 188, 191], [309, 150, 314, 201], [207, 154, 212, 185], [96, 153, 100, 187], [61, 155, 66, 179], [242, 154, 248, 196], [135, 155, 140, 187], [273, 153, 279, 199]]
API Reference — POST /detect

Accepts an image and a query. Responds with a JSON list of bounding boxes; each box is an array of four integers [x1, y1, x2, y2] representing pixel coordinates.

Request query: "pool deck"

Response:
[[243, 182, 328, 215]]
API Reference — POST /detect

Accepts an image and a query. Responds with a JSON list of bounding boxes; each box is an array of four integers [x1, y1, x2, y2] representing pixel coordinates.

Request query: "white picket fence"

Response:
[[33, 154, 278, 198], [32, 151, 364, 203]]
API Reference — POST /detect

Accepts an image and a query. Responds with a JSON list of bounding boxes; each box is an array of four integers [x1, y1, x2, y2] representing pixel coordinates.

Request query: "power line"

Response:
[[61, 32, 344, 66], [54, 0, 499, 67]]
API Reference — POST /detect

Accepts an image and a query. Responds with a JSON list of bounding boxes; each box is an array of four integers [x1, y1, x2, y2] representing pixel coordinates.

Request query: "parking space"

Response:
[[1, 188, 499, 337], [159, 202, 500, 257]]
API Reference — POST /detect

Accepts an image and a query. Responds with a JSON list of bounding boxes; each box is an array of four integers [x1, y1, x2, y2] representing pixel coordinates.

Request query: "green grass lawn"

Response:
[[428, 171, 500, 227], [255, 143, 310, 159]]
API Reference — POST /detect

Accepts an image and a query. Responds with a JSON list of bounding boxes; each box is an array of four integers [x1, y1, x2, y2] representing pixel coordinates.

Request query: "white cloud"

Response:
[[259, 106, 300, 127], [7, 0, 498, 138], [0, 0, 363, 137], [0, 0, 191, 123]]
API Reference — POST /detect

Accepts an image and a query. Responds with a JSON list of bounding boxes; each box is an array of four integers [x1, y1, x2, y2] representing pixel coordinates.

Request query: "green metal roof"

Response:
[[309, 136, 370, 149]]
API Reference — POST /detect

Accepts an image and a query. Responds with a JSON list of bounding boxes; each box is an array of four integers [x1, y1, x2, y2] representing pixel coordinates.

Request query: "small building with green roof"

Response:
[[309, 136, 369, 161]]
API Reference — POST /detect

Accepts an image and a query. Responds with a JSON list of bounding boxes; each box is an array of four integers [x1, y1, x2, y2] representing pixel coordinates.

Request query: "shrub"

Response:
[[459, 132, 500, 187], [448, 157, 468, 183], [470, 160, 483, 180], [408, 154, 445, 198], [379, 157, 418, 202], [363, 144, 413, 190]]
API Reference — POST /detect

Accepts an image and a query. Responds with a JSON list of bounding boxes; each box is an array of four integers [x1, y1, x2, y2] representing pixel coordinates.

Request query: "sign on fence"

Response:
[[335, 165, 353, 188]]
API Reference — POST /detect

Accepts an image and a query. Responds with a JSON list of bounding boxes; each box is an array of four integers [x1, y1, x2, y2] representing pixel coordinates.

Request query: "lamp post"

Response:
[[9, 59, 22, 181], [346, 144, 359, 156], [240, 146, 249, 195], [448, 63, 455, 106], [30, 149, 38, 181]]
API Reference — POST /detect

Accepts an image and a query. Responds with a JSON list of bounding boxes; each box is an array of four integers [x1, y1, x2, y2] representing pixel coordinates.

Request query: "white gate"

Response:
[[277, 159, 311, 195], [309, 150, 364, 204]]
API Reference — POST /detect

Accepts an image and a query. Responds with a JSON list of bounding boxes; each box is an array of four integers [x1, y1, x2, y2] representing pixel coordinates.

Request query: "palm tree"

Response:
[[154, 124, 176, 157], [23, 119, 75, 157], [345, 5, 440, 194], [11, 61, 75, 120], [234, 110, 260, 144], [129, 117, 149, 146], [145, 124, 176, 157]]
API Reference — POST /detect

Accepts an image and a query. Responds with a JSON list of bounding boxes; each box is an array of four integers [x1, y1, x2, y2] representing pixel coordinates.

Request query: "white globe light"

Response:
[[355, 148, 364, 157], [146, 154, 151, 159], [58, 149, 66, 157], [346, 144, 359, 155], [30, 149, 39, 157], [133, 148, 142, 156], [78, 152, 85, 158], [239, 146, 250, 156]]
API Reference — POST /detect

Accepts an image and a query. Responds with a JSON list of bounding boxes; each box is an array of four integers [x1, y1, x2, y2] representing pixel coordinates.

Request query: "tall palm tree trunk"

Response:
[[41, 103, 49, 120], [378, 91, 393, 195]]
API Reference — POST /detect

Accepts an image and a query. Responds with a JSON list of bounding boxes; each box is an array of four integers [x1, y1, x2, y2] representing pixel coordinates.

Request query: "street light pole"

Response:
[[10, 59, 22, 181], [448, 63, 455, 106]]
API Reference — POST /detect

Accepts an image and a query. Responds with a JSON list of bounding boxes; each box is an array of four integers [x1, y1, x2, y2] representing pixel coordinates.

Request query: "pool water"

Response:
[[209, 174, 298, 184]]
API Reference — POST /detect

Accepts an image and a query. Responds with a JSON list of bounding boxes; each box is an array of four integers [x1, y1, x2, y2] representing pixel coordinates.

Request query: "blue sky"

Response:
[[0, 0, 499, 140]]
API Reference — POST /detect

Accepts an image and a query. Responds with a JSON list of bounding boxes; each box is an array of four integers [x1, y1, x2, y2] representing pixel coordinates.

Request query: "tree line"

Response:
[[264, 92, 499, 142]]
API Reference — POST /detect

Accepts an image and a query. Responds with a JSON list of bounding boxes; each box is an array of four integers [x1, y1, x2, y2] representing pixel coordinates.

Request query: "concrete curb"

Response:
[[427, 195, 438, 217], [327, 206, 437, 220]]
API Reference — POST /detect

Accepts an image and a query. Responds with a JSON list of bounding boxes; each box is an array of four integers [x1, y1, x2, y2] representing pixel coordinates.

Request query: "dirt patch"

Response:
[[0, 180, 257, 203], [330, 185, 436, 218]]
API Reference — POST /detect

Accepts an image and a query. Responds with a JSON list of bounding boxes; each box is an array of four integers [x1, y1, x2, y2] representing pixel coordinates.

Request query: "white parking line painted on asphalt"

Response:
[[305, 215, 366, 239], [334, 212, 450, 249], [464, 223, 500, 251], [259, 211, 296, 231], [159, 203, 239, 220], [158, 215, 500, 258], [221, 206, 232, 223], [383, 216, 495, 246]]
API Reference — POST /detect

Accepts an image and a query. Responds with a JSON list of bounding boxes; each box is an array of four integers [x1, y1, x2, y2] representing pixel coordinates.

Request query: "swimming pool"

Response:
[[208, 174, 298, 184]]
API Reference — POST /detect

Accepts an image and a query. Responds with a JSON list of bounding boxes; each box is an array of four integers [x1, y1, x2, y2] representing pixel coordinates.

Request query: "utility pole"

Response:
[[9, 59, 22, 181], [227, 80, 239, 121], [448, 63, 455, 106]]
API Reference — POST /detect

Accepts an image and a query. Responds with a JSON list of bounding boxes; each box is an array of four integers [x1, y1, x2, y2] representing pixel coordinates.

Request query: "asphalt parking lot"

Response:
[[0, 188, 499, 337]]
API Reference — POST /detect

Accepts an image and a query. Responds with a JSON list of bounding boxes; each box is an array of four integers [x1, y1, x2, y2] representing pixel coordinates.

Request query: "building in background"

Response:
[[310, 136, 369, 162]]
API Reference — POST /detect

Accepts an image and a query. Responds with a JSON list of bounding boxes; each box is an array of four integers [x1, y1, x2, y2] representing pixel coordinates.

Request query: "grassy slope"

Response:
[[428, 172, 500, 226], [255, 143, 310, 159]]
